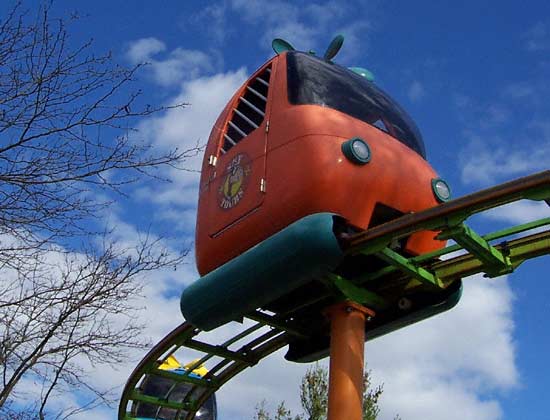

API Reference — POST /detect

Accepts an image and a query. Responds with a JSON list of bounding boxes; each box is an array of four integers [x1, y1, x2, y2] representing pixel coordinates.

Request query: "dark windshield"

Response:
[[286, 52, 426, 158]]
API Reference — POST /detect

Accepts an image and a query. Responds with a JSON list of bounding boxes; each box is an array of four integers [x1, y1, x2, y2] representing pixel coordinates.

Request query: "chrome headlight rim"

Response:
[[341, 137, 371, 165], [432, 178, 452, 202]]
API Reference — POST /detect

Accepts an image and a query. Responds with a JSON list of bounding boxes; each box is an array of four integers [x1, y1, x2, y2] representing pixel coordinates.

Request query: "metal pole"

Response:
[[325, 301, 375, 420]]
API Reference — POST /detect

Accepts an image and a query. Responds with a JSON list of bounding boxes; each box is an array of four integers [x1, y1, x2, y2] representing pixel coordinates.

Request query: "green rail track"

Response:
[[119, 170, 549, 420]]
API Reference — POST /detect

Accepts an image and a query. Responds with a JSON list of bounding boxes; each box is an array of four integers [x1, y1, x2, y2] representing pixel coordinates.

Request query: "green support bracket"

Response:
[[324, 273, 388, 309], [247, 311, 310, 338], [129, 390, 195, 411], [505, 230, 550, 270], [437, 223, 513, 277], [375, 247, 444, 288], [354, 217, 549, 285], [433, 229, 549, 282], [185, 339, 255, 365], [414, 217, 550, 264], [351, 236, 393, 256], [524, 186, 550, 201], [150, 367, 217, 388]]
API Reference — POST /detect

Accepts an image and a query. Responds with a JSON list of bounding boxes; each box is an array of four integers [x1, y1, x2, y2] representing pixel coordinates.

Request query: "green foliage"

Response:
[[362, 368, 383, 420], [253, 401, 271, 420], [254, 363, 392, 420], [300, 364, 328, 419], [254, 401, 301, 420]]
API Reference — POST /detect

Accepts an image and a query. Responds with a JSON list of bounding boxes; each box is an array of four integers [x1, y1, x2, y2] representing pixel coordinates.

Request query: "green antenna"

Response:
[[324, 34, 344, 60], [272, 38, 295, 54]]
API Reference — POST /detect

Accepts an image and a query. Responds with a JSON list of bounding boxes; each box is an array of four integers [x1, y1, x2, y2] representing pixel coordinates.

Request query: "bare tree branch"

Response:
[[0, 1, 194, 418], [0, 1, 196, 251]]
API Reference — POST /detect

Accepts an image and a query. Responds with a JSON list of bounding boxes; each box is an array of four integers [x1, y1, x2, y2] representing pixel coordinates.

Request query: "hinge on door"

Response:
[[260, 178, 267, 193], [208, 155, 217, 166], [265, 120, 270, 133]]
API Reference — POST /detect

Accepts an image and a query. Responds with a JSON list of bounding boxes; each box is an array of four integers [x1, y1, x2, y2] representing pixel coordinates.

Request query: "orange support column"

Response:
[[325, 301, 375, 420]]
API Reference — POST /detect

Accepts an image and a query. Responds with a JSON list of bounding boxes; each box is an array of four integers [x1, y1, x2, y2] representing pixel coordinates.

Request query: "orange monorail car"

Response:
[[181, 40, 459, 362]]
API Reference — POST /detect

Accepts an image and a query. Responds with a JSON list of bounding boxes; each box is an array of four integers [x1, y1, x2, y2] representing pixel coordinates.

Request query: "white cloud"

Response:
[[483, 200, 549, 225], [380, 381, 502, 420], [230, 0, 297, 25], [480, 104, 510, 128], [459, 135, 550, 187], [408, 80, 426, 102], [126, 37, 167, 63], [305, 1, 347, 24], [229, 0, 372, 59], [216, 348, 312, 419], [334, 20, 373, 63], [140, 70, 247, 151], [524, 22, 550, 52], [152, 48, 214, 86], [191, 3, 228, 45], [126, 38, 215, 86], [368, 276, 517, 419], [501, 82, 536, 100], [232, 0, 317, 52]]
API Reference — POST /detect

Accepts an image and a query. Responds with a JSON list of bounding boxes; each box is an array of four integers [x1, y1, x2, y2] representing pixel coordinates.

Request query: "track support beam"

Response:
[[376, 247, 444, 288], [325, 301, 375, 420], [438, 223, 512, 277]]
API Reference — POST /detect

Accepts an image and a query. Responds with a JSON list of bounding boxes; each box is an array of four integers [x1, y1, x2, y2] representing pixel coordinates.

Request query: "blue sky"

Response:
[[5, 1, 549, 419]]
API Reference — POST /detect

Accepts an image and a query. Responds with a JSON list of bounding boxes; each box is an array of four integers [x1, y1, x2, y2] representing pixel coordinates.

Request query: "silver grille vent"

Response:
[[221, 66, 271, 153]]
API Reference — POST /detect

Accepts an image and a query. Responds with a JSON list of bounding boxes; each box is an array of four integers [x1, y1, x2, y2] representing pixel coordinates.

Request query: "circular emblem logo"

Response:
[[218, 153, 251, 210]]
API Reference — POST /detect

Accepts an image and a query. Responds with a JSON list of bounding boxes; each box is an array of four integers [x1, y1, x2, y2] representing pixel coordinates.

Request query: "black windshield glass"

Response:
[[286, 52, 426, 158]]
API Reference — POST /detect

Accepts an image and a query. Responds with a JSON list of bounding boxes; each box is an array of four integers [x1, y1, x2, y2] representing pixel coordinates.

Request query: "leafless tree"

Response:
[[0, 2, 194, 418], [0, 238, 185, 419]]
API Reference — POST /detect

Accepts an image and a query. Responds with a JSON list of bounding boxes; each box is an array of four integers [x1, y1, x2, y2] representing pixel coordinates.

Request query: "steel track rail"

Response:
[[347, 170, 549, 253], [119, 319, 292, 420]]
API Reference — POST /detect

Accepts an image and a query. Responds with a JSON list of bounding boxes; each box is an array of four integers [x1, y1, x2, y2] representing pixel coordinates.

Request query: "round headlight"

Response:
[[432, 178, 451, 202], [341, 137, 371, 165]]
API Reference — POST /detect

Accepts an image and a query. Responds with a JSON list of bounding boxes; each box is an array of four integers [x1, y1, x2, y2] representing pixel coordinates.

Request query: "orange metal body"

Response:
[[196, 52, 443, 275], [325, 302, 375, 420]]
